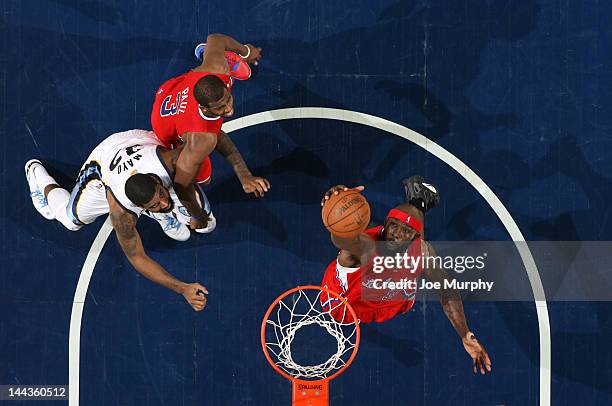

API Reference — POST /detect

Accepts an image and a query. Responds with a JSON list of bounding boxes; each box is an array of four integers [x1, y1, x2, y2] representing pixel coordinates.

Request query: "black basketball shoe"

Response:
[[402, 175, 439, 213]]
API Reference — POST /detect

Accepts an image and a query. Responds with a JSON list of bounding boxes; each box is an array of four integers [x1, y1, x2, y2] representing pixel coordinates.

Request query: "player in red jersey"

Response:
[[151, 33, 269, 230], [320, 176, 492, 374]]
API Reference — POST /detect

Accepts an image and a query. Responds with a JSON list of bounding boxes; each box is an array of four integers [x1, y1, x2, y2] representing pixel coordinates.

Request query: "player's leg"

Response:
[[193, 157, 216, 233], [57, 162, 109, 230], [25, 159, 56, 220], [25, 159, 84, 230], [46, 186, 82, 231], [194, 43, 251, 81], [25, 160, 108, 231]]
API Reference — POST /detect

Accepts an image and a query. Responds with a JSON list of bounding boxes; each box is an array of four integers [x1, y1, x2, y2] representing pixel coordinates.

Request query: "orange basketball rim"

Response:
[[261, 285, 361, 406]]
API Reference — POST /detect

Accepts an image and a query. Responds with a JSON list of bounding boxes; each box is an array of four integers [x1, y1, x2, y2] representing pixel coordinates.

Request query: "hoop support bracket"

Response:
[[292, 379, 329, 406]]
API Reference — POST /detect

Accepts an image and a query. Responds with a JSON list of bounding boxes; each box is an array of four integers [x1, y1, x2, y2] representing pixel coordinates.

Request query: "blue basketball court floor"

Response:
[[2, 1, 612, 405]]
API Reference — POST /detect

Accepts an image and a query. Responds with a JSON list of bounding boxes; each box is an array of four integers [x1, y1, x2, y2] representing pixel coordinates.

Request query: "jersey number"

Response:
[[110, 145, 145, 174], [160, 87, 189, 117]]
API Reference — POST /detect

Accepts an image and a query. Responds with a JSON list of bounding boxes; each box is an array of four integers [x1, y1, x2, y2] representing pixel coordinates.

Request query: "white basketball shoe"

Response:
[[25, 159, 55, 220], [145, 211, 191, 241]]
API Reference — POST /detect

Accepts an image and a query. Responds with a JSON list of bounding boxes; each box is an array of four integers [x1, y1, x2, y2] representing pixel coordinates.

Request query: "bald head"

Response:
[[194, 75, 226, 106]]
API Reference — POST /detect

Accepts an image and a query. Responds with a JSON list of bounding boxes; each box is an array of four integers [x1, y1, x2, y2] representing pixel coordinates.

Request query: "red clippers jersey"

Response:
[[151, 71, 232, 148], [321, 226, 423, 323]]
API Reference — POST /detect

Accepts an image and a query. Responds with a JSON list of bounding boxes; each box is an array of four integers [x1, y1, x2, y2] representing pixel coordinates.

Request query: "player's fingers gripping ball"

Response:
[[322, 188, 371, 238]]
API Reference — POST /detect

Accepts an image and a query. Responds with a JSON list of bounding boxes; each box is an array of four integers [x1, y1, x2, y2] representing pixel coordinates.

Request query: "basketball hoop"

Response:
[[261, 285, 361, 405]]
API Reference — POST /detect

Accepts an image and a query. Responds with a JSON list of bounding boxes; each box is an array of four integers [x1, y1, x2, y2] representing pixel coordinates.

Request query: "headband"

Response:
[[386, 208, 423, 234]]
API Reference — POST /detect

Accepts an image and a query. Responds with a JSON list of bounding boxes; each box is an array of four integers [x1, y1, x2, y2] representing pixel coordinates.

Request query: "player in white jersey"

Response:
[[25, 129, 211, 311]]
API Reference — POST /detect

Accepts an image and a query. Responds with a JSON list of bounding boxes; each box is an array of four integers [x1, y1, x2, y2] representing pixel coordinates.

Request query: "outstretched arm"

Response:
[[107, 192, 208, 311], [321, 185, 375, 267], [173, 132, 216, 227], [422, 241, 492, 374], [197, 33, 262, 74], [215, 130, 270, 197]]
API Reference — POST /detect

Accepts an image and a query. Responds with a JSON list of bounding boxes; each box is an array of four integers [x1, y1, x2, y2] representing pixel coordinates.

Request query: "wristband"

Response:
[[239, 44, 251, 59]]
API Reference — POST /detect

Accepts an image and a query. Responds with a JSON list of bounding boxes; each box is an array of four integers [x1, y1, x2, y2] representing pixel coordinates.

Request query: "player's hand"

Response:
[[241, 44, 262, 66], [462, 332, 492, 374], [241, 175, 270, 197], [181, 283, 208, 311], [321, 185, 365, 207], [189, 214, 210, 230]]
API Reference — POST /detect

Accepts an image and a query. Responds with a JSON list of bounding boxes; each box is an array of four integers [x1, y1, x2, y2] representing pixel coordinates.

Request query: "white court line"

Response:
[[69, 107, 550, 405], [68, 218, 113, 404]]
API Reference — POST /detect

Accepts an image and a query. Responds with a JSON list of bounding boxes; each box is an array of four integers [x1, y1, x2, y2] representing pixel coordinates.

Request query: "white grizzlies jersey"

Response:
[[81, 129, 172, 216]]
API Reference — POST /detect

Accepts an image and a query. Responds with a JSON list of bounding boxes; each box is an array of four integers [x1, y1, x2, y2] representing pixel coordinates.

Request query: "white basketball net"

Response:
[[263, 288, 359, 380]]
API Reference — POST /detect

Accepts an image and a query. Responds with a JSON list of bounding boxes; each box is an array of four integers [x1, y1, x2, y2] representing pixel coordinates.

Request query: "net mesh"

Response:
[[263, 288, 359, 380]]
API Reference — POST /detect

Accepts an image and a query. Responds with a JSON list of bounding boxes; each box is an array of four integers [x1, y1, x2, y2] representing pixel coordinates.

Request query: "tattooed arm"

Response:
[[215, 130, 270, 197], [107, 191, 208, 311]]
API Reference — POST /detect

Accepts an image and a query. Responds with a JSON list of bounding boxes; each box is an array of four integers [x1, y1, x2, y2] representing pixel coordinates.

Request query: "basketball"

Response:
[[322, 190, 371, 238]]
